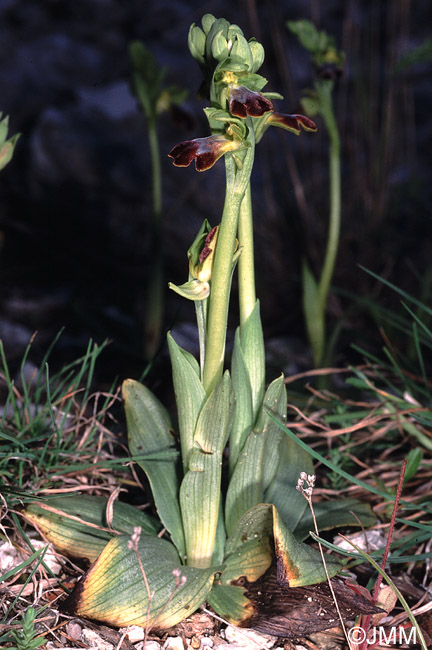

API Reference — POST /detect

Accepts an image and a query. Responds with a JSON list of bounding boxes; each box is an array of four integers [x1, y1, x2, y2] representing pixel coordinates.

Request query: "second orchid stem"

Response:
[[238, 182, 257, 326], [317, 80, 341, 317]]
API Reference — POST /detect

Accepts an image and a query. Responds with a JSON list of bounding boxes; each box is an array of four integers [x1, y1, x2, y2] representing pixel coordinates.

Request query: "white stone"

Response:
[[81, 628, 115, 649], [120, 625, 145, 643], [223, 626, 277, 648], [143, 642, 162, 650], [162, 637, 185, 650]]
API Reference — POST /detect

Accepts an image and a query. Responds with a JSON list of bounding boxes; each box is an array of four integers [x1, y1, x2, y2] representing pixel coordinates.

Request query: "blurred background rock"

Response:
[[0, 0, 431, 386]]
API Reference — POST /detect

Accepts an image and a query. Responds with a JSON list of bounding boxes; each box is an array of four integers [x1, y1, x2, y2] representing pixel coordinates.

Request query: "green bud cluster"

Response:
[[188, 13, 269, 109], [189, 14, 264, 78], [129, 42, 187, 121], [287, 19, 345, 79]]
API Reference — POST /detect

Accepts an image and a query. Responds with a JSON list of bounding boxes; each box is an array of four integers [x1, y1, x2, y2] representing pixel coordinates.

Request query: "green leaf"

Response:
[[264, 433, 314, 535], [221, 537, 272, 585], [240, 301, 265, 421], [225, 376, 287, 537], [123, 379, 185, 559], [207, 584, 252, 625], [302, 259, 325, 366], [292, 499, 377, 542], [272, 506, 342, 586], [225, 428, 266, 537], [404, 448, 423, 483], [167, 332, 206, 471], [229, 327, 253, 475], [63, 534, 216, 630], [24, 495, 161, 563], [211, 501, 226, 566], [225, 503, 273, 556], [180, 372, 233, 567], [260, 375, 287, 491]]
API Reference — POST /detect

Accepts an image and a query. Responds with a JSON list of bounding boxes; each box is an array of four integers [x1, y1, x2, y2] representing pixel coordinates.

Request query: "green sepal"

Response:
[[201, 14, 217, 36], [187, 219, 213, 268], [180, 372, 233, 567], [168, 279, 210, 301], [188, 24, 206, 65], [167, 332, 206, 472], [63, 535, 216, 630], [302, 259, 325, 366], [211, 30, 229, 62], [203, 107, 247, 138], [23, 495, 161, 563], [122, 379, 185, 559], [236, 72, 268, 92], [248, 38, 265, 73], [262, 91, 284, 100], [205, 18, 230, 63], [230, 33, 253, 70]]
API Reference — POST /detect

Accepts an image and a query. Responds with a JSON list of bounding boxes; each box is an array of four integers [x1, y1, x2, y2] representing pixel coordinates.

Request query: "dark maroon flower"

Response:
[[228, 86, 273, 118], [267, 112, 318, 134], [169, 135, 241, 172]]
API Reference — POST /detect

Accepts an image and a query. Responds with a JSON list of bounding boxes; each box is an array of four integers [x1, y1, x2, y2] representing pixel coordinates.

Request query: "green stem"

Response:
[[195, 298, 207, 382], [144, 117, 164, 358], [148, 116, 162, 218], [238, 182, 256, 326], [203, 147, 255, 394], [316, 80, 341, 314]]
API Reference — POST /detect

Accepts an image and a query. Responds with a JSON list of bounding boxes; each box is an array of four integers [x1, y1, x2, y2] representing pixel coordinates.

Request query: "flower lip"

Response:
[[228, 85, 273, 118], [169, 134, 241, 172], [268, 112, 317, 134]]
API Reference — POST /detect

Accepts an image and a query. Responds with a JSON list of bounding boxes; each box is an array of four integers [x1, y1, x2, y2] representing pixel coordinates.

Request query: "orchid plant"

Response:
[[287, 20, 345, 368], [24, 16, 374, 634]]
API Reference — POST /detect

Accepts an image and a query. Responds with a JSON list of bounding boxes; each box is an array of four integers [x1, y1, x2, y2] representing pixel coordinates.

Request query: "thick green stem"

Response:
[[238, 182, 256, 326], [316, 81, 341, 314], [203, 147, 255, 394]]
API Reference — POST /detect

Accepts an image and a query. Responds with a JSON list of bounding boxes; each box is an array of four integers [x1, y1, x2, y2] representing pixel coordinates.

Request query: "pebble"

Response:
[[223, 626, 277, 648]]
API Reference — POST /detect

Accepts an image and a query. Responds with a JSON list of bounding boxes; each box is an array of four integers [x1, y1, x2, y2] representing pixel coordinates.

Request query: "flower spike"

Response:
[[169, 134, 241, 171], [229, 86, 273, 118], [267, 112, 317, 134]]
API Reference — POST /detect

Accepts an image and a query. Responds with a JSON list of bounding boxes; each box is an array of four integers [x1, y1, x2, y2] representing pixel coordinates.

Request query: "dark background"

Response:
[[0, 0, 431, 388]]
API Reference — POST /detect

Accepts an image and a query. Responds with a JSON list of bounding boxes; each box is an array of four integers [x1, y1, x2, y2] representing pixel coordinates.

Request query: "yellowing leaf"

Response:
[[62, 535, 216, 630]]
